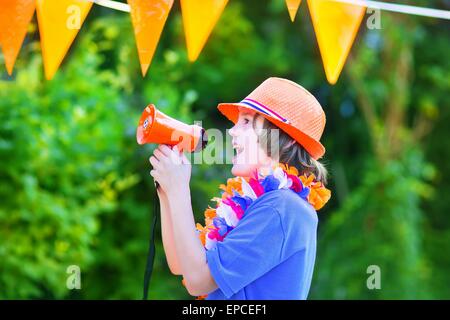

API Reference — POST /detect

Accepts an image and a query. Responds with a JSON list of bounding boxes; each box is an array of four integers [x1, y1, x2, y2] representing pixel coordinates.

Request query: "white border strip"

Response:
[[85, 0, 450, 20]]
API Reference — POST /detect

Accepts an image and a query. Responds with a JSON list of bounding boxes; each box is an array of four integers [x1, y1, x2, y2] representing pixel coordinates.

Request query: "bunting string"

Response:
[[87, 0, 450, 20], [332, 0, 450, 20]]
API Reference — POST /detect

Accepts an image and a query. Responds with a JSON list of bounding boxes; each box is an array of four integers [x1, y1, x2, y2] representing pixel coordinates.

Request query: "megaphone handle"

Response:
[[143, 185, 159, 299], [143, 172, 162, 299]]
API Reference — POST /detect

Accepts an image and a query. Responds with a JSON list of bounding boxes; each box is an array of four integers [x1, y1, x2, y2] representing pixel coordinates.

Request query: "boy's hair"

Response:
[[253, 114, 328, 185]]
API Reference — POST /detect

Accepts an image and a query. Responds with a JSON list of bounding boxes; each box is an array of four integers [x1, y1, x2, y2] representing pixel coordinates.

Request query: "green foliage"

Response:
[[0, 20, 137, 298], [311, 149, 434, 299]]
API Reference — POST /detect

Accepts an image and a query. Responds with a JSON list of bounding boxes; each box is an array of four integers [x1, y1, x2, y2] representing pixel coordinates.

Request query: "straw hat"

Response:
[[217, 77, 326, 160]]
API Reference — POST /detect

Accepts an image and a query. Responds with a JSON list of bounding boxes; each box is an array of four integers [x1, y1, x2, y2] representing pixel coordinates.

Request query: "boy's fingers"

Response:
[[153, 148, 164, 161], [157, 144, 172, 156], [149, 155, 160, 168]]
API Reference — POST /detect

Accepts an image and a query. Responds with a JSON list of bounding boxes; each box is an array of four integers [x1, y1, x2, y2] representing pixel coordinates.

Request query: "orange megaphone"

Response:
[[136, 104, 208, 152]]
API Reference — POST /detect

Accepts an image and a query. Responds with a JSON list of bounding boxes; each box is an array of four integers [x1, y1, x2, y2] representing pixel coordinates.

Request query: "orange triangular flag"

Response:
[[285, 0, 302, 22], [307, 0, 366, 84], [0, 0, 36, 75], [36, 0, 92, 80], [180, 0, 228, 62], [127, 0, 174, 76]]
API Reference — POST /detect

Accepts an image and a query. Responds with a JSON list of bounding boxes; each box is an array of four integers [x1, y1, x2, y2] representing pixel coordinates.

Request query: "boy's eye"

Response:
[[243, 118, 250, 124]]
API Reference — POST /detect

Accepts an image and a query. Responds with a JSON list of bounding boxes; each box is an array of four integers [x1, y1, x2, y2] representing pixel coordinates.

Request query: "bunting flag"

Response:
[[0, 0, 36, 75], [36, 0, 93, 80], [285, 0, 302, 22], [307, 0, 366, 84], [127, 0, 174, 76], [180, 0, 229, 62], [1, 0, 448, 83]]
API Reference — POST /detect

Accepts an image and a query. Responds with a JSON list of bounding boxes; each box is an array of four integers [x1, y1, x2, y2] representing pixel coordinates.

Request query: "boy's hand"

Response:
[[149, 144, 191, 196]]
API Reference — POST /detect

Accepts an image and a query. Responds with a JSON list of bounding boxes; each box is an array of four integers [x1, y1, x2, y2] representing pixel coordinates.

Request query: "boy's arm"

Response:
[[166, 185, 218, 296], [158, 188, 182, 275]]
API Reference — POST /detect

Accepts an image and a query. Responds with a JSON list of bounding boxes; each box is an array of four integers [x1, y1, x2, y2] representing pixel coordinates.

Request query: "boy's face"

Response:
[[229, 107, 273, 177]]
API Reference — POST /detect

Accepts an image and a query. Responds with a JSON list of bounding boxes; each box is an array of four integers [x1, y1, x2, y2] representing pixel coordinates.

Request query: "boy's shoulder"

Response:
[[246, 189, 318, 252], [249, 189, 318, 225]]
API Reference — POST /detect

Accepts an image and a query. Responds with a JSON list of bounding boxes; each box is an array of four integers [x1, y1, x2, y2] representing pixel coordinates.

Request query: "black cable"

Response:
[[142, 181, 159, 300]]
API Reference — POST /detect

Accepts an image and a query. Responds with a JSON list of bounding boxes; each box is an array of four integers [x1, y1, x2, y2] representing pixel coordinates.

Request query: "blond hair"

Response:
[[253, 114, 328, 185]]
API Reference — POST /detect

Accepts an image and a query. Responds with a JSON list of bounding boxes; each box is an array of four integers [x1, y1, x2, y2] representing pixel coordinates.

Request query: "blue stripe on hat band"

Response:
[[240, 99, 289, 123]]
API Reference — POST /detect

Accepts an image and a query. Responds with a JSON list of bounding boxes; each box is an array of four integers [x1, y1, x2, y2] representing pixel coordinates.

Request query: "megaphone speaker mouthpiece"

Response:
[[136, 104, 208, 153]]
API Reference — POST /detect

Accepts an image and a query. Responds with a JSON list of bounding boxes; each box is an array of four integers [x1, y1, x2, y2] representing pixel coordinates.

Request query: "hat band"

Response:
[[239, 98, 291, 124]]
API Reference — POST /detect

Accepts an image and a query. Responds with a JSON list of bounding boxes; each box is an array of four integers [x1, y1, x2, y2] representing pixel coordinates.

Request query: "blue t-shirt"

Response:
[[205, 188, 318, 300]]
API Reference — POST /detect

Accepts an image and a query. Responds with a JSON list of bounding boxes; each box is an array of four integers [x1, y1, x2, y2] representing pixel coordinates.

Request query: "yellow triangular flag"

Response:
[[285, 0, 302, 22], [307, 0, 366, 84], [127, 0, 174, 76], [36, 0, 92, 80], [0, 0, 36, 75], [180, 0, 228, 62]]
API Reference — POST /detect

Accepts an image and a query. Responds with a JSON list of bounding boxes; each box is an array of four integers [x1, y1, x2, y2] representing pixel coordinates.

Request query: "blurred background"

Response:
[[0, 0, 449, 299]]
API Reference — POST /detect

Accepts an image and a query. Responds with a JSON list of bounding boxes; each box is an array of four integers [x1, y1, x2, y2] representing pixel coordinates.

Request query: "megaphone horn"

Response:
[[136, 104, 208, 153]]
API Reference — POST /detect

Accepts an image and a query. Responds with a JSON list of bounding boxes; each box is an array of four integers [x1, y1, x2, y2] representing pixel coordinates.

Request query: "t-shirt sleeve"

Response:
[[205, 203, 284, 298]]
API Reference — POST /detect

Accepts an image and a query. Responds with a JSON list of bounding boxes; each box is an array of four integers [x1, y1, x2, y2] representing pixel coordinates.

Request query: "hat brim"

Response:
[[217, 102, 325, 160]]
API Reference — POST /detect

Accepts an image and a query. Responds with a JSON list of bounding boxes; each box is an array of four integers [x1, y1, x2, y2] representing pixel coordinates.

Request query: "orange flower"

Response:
[[196, 223, 215, 245], [204, 207, 216, 219], [279, 165, 331, 210], [196, 223, 207, 246], [299, 174, 331, 210], [300, 173, 316, 187], [205, 217, 213, 227], [219, 177, 243, 198], [308, 184, 331, 210], [196, 220, 217, 246], [203, 207, 216, 227], [279, 163, 299, 176]]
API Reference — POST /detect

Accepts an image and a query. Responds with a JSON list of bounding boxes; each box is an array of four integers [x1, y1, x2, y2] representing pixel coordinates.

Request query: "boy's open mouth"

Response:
[[232, 144, 245, 164], [233, 144, 244, 156]]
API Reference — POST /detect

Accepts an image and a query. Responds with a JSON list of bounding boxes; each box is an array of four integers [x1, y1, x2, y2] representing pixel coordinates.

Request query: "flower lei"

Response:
[[186, 163, 331, 299]]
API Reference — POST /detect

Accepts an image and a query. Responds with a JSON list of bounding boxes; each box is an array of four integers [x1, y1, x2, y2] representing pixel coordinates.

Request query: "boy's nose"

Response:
[[228, 124, 238, 137]]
